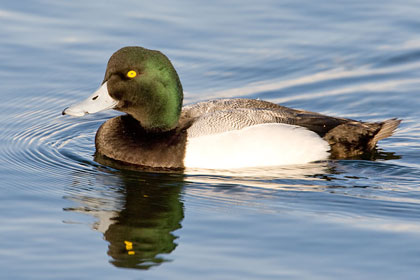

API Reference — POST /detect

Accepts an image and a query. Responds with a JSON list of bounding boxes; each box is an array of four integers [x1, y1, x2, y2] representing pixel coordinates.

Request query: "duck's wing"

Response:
[[181, 98, 348, 138]]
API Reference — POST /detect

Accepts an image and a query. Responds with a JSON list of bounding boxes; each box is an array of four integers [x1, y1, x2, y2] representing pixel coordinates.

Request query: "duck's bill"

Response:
[[62, 82, 118, 116]]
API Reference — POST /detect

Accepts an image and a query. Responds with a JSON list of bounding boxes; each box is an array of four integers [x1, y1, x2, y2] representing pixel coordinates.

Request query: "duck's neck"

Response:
[[127, 88, 183, 133]]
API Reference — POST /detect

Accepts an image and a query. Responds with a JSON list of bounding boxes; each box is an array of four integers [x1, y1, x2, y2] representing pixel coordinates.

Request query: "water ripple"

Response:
[[1, 93, 109, 181]]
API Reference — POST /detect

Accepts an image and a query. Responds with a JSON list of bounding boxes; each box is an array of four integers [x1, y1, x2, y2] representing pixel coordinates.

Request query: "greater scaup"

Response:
[[63, 46, 401, 169]]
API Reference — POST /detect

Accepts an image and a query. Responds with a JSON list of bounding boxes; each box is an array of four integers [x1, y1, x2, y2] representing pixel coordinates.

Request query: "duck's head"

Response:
[[63, 46, 183, 131]]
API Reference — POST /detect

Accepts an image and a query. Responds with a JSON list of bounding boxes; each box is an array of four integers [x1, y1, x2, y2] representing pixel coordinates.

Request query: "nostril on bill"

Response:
[[92, 95, 98, 100]]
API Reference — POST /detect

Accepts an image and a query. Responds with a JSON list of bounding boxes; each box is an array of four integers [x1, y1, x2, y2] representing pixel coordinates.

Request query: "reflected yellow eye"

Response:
[[126, 70, 137, 78]]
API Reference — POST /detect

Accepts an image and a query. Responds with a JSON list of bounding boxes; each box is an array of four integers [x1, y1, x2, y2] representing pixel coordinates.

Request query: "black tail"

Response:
[[368, 118, 401, 149], [324, 118, 401, 158]]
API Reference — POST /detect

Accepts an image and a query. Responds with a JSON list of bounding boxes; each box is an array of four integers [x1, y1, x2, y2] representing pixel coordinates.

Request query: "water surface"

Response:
[[1, 0, 420, 279]]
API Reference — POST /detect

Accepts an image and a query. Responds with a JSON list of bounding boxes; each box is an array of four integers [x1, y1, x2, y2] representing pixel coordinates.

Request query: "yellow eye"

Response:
[[126, 70, 137, 78]]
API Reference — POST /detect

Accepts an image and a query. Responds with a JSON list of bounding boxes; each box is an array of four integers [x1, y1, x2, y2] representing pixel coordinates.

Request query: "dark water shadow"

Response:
[[343, 149, 401, 161], [64, 162, 185, 270]]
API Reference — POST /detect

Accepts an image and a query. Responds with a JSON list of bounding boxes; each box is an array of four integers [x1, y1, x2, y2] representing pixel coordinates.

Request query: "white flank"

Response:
[[184, 123, 330, 169], [63, 82, 118, 116]]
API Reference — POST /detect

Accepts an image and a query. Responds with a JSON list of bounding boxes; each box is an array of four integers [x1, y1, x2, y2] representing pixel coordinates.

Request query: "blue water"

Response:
[[1, 0, 420, 279]]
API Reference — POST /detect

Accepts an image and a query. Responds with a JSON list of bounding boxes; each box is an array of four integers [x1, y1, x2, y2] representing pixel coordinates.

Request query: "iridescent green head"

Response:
[[63, 46, 183, 132]]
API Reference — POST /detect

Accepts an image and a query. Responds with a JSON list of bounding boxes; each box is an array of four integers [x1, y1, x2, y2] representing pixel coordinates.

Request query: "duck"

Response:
[[63, 46, 401, 170]]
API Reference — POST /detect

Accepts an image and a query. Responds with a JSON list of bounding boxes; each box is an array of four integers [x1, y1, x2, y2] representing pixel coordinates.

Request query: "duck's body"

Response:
[[63, 46, 400, 170], [94, 98, 399, 169]]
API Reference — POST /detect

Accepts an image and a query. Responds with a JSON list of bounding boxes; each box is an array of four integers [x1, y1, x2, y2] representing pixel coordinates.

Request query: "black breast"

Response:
[[95, 115, 187, 169]]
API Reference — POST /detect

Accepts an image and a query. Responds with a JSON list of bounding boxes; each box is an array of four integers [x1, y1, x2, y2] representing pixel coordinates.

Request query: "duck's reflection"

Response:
[[64, 163, 185, 270], [64, 149, 400, 269], [106, 177, 183, 269]]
